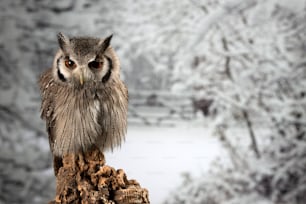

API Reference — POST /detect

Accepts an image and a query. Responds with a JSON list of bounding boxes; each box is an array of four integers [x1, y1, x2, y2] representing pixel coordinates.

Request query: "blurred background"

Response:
[[0, 0, 306, 203]]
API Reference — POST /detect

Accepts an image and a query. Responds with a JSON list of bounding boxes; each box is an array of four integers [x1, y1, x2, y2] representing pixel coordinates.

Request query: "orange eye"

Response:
[[88, 61, 102, 69], [64, 58, 76, 69]]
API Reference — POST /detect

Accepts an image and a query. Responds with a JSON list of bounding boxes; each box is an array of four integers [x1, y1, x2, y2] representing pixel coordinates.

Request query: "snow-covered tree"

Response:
[[164, 0, 306, 203]]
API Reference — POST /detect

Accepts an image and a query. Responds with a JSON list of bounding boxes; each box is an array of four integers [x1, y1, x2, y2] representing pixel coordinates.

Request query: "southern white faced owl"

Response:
[[39, 33, 128, 175]]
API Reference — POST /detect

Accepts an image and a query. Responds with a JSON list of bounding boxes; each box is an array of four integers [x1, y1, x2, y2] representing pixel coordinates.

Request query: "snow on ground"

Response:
[[105, 124, 224, 204]]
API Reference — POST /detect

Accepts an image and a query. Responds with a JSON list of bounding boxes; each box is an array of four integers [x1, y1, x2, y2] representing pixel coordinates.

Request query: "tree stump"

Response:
[[48, 147, 150, 204]]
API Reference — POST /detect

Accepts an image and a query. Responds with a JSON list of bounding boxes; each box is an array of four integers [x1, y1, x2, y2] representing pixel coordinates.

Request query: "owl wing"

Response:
[[97, 81, 128, 151], [38, 68, 57, 152]]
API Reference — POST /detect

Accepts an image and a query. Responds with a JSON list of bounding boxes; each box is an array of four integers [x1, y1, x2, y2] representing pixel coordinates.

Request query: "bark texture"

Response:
[[48, 147, 150, 204]]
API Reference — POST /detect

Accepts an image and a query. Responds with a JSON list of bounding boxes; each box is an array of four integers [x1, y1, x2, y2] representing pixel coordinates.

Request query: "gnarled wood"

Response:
[[49, 147, 150, 204]]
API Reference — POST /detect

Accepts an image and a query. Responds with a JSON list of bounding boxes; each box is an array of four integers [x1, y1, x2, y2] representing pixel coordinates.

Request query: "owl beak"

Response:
[[79, 73, 84, 85]]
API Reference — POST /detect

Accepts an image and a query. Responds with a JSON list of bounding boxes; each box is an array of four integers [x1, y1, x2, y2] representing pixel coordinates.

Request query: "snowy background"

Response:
[[0, 0, 306, 204]]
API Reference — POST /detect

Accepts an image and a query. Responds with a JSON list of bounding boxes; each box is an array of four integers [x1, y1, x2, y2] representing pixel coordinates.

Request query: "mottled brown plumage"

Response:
[[39, 33, 128, 175]]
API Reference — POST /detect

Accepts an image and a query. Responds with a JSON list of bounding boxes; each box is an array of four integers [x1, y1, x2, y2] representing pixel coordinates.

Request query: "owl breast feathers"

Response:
[[39, 33, 128, 157]]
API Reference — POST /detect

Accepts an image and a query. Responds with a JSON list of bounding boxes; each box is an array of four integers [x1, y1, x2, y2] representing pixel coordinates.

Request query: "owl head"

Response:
[[52, 32, 120, 87]]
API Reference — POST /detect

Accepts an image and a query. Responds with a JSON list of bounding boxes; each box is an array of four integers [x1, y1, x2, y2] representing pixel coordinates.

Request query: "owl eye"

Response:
[[64, 58, 76, 69], [88, 61, 102, 69]]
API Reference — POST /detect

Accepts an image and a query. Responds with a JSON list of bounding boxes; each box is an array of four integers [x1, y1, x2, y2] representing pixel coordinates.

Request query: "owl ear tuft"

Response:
[[57, 32, 70, 53], [97, 34, 113, 55]]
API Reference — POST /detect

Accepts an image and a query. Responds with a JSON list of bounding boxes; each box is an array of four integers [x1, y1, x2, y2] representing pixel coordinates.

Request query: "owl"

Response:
[[39, 33, 128, 175]]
